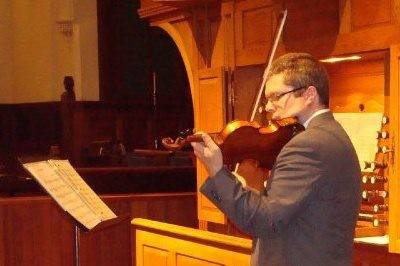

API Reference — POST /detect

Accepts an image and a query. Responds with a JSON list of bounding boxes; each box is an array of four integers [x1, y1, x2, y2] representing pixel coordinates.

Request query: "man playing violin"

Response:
[[191, 53, 361, 266]]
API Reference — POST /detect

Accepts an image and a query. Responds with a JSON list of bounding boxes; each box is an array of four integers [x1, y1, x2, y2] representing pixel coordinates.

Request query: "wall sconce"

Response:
[[56, 20, 73, 36], [55, 0, 73, 36]]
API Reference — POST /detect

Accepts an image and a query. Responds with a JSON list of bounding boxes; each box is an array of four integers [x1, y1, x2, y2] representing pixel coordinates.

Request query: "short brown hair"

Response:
[[267, 53, 329, 107]]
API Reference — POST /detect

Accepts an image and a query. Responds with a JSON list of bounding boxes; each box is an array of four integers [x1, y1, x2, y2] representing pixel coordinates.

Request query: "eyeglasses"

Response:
[[266, 86, 307, 104]]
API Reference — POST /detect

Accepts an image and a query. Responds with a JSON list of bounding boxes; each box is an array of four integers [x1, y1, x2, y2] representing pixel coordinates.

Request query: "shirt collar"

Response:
[[303, 109, 330, 128]]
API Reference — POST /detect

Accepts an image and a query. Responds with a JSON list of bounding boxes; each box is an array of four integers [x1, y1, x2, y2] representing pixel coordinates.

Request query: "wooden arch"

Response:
[[152, 22, 198, 128]]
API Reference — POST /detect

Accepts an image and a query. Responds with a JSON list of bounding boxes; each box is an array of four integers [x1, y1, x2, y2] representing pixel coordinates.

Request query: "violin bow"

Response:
[[249, 9, 288, 122], [234, 9, 288, 174]]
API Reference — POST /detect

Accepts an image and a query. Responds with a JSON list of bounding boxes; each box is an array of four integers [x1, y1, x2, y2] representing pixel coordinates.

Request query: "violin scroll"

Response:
[[161, 135, 203, 151]]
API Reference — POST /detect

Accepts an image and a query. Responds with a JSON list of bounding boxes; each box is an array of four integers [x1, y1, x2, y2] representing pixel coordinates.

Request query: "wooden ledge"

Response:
[[132, 218, 252, 251]]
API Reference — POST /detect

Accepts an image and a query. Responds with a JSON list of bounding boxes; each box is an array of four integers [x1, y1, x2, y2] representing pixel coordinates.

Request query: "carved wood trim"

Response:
[[138, 5, 177, 19], [389, 44, 400, 254], [152, 0, 218, 7], [138, 0, 219, 20], [333, 24, 400, 55]]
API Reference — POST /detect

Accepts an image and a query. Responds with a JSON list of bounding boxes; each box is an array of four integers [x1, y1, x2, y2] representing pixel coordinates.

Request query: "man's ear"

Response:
[[305, 86, 318, 105]]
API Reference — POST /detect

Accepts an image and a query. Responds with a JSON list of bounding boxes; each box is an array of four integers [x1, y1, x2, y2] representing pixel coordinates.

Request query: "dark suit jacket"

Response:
[[201, 112, 361, 266]]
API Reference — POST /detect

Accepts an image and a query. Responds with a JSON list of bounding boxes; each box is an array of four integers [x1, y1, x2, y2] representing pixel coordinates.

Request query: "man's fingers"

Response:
[[202, 134, 219, 150], [191, 132, 218, 151], [191, 142, 204, 157], [191, 134, 223, 177], [192, 149, 200, 159], [191, 141, 202, 150]]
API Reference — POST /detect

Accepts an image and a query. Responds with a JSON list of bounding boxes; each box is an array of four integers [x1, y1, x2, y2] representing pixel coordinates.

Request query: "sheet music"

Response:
[[49, 160, 116, 220], [23, 160, 116, 229], [333, 113, 382, 172]]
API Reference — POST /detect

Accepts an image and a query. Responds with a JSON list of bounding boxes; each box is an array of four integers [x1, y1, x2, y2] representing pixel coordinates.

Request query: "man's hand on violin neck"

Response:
[[191, 133, 223, 177]]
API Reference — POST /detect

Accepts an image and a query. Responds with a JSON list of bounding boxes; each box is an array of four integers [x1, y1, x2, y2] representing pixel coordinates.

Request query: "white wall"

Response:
[[0, 0, 99, 103], [73, 0, 99, 101]]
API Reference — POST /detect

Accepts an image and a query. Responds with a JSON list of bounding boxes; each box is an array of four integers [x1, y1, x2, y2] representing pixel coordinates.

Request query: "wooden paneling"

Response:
[[194, 5, 224, 69], [210, 16, 224, 68], [0, 198, 74, 266], [326, 56, 385, 113], [195, 11, 209, 70], [177, 255, 222, 266], [71, 102, 150, 165], [133, 218, 251, 266], [143, 246, 169, 266], [0, 166, 196, 196], [332, 24, 400, 56], [77, 203, 131, 266], [134, 219, 400, 266], [198, 68, 225, 132], [351, 0, 392, 30], [0, 192, 197, 266], [0, 102, 60, 156], [78, 166, 196, 194], [130, 192, 197, 227], [197, 162, 225, 225], [333, 0, 400, 55], [221, 2, 235, 68], [197, 68, 226, 224], [282, 0, 339, 57], [234, 0, 274, 66]]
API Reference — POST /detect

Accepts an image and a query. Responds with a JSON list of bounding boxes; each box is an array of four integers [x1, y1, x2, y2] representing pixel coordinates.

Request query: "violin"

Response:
[[161, 117, 304, 169]]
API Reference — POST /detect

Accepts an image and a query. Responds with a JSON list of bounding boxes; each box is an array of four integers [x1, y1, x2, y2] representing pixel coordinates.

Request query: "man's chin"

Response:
[[272, 114, 296, 120]]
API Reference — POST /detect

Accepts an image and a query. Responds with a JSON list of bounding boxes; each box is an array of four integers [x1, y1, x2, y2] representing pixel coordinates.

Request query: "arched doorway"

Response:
[[97, 0, 195, 151], [148, 27, 194, 149]]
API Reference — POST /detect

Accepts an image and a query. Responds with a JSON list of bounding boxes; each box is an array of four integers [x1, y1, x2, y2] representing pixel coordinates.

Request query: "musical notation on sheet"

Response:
[[23, 160, 116, 229]]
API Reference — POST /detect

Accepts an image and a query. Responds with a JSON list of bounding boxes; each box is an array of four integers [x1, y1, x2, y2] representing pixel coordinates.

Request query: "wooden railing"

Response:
[[132, 218, 252, 266]]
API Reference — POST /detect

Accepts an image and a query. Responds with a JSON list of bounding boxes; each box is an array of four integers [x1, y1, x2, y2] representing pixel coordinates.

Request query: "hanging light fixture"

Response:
[[319, 55, 362, 63]]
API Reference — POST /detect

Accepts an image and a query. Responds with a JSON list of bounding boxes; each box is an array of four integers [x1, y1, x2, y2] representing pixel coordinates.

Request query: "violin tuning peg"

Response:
[[178, 128, 193, 138]]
